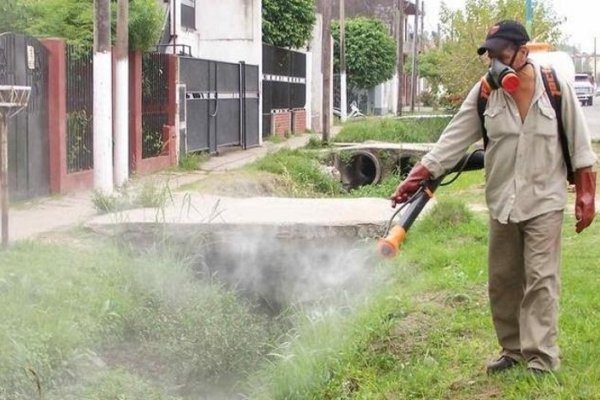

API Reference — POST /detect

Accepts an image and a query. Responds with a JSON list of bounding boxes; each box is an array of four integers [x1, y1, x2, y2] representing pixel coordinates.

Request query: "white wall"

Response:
[[169, 0, 263, 142], [373, 80, 395, 115], [176, 0, 262, 66]]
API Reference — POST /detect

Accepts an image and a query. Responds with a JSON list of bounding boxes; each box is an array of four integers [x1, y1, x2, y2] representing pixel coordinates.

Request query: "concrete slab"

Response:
[[87, 193, 396, 229]]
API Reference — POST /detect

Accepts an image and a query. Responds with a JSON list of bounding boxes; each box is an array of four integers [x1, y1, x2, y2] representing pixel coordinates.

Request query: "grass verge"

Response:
[[249, 148, 344, 197], [334, 116, 451, 143], [0, 240, 272, 399], [248, 195, 600, 399]]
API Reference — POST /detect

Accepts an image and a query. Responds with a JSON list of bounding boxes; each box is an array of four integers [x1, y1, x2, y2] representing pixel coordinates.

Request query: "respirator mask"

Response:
[[484, 58, 520, 92]]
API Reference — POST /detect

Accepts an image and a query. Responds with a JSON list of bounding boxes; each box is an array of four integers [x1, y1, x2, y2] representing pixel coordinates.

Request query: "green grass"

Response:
[[238, 116, 457, 199], [242, 146, 486, 203], [248, 195, 600, 399], [249, 148, 344, 197], [3, 120, 597, 399], [0, 240, 272, 399], [177, 152, 209, 171], [334, 116, 451, 143], [91, 179, 173, 213]]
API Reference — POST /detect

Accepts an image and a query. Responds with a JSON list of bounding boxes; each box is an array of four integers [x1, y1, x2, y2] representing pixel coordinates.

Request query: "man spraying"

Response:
[[391, 20, 597, 375]]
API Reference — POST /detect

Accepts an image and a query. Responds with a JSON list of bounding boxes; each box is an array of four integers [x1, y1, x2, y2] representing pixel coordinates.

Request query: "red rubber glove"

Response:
[[575, 167, 596, 233], [390, 163, 432, 208]]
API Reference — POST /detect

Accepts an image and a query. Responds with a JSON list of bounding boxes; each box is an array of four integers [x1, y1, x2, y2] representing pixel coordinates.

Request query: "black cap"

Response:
[[477, 20, 530, 56]]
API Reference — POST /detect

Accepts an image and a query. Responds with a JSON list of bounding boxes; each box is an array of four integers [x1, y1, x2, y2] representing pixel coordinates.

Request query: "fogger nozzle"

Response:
[[377, 225, 406, 258]]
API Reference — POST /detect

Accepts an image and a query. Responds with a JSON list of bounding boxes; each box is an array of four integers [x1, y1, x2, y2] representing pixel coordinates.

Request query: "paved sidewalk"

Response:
[[7, 133, 323, 242]]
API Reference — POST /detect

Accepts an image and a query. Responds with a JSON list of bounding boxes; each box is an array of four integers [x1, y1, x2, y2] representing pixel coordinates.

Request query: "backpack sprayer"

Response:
[[377, 149, 485, 258]]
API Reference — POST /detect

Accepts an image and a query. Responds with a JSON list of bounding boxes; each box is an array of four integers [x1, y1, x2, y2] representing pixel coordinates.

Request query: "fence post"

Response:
[[167, 53, 178, 165], [129, 51, 143, 172], [239, 61, 247, 149], [41, 38, 67, 194]]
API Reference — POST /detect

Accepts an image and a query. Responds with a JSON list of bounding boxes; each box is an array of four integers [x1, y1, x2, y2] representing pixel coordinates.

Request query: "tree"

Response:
[[0, 0, 30, 33], [432, 0, 564, 105], [2, 0, 162, 52], [404, 49, 444, 95], [332, 17, 396, 89], [263, 0, 316, 48], [127, 0, 163, 52]]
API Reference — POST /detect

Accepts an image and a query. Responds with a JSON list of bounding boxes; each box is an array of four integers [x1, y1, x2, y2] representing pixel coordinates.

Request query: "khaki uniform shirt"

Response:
[[421, 60, 597, 223]]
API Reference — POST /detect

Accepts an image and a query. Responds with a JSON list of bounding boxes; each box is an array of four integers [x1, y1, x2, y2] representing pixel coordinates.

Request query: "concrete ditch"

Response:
[[87, 194, 397, 310]]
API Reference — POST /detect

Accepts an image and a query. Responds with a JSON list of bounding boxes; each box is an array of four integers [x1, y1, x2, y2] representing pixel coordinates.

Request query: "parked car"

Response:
[[574, 73, 594, 106]]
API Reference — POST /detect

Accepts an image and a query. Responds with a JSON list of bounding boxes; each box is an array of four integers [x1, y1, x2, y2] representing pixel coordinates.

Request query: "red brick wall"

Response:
[[291, 108, 306, 134], [270, 109, 292, 137]]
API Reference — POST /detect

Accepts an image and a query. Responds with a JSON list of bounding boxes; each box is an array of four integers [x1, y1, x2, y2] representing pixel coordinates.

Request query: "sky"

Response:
[[422, 0, 600, 54]]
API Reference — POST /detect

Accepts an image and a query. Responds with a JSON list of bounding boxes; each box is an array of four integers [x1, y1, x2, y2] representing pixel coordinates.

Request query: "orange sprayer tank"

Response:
[[526, 43, 575, 83]]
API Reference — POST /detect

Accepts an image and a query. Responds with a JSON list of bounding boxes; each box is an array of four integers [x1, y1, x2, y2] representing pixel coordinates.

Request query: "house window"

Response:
[[181, 0, 196, 30]]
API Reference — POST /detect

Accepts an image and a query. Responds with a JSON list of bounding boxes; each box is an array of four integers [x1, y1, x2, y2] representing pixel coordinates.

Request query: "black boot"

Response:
[[486, 356, 519, 374]]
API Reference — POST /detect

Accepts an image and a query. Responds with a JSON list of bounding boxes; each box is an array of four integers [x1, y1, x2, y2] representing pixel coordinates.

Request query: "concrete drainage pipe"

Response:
[[338, 150, 382, 190]]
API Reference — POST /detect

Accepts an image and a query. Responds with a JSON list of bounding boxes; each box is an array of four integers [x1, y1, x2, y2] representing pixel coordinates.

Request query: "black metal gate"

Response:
[[262, 44, 306, 136], [0, 33, 49, 201], [179, 57, 259, 154]]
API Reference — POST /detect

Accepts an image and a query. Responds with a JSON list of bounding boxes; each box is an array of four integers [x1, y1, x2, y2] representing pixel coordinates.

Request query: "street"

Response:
[[582, 100, 600, 140]]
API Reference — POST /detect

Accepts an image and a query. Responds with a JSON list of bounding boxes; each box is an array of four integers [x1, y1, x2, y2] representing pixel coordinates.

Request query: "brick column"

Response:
[[129, 51, 142, 172], [41, 38, 66, 194]]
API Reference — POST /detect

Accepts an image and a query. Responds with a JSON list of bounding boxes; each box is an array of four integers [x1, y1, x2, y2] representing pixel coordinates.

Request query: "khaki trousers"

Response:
[[488, 210, 563, 371]]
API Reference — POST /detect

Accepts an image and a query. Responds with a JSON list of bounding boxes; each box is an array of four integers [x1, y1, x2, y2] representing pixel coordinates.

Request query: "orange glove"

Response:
[[390, 163, 432, 207], [575, 167, 596, 233]]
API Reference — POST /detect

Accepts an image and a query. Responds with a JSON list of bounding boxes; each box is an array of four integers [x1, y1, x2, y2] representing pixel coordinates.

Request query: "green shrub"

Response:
[[178, 152, 208, 171], [91, 189, 129, 213], [133, 180, 172, 209]]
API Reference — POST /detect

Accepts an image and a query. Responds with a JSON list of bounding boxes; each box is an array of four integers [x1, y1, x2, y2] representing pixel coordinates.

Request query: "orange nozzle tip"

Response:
[[377, 239, 398, 258], [376, 225, 406, 258]]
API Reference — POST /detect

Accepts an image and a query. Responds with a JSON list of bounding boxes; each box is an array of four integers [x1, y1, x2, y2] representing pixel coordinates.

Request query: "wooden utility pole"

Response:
[[410, 0, 419, 113], [93, 0, 113, 193], [114, 0, 129, 187], [340, 0, 347, 122], [420, 1, 424, 47], [322, 0, 332, 143], [396, 0, 404, 116], [525, 0, 533, 37]]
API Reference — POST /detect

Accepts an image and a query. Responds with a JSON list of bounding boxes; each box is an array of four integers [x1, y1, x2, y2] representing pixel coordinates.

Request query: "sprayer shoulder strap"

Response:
[[477, 78, 492, 149], [539, 66, 574, 184], [477, 66, 574, 184]]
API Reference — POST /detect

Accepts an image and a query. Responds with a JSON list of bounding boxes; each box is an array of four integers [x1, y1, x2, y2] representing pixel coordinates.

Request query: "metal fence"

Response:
[[142, 53, 170, 159], [0, 33, 49, 200], [179, 57, 260, 154], [66, 45, 94, 173]]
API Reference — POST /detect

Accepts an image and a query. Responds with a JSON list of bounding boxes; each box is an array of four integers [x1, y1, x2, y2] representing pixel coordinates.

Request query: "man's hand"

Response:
[[390, 163, 432, 207], [575, 167, 596, 233]]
